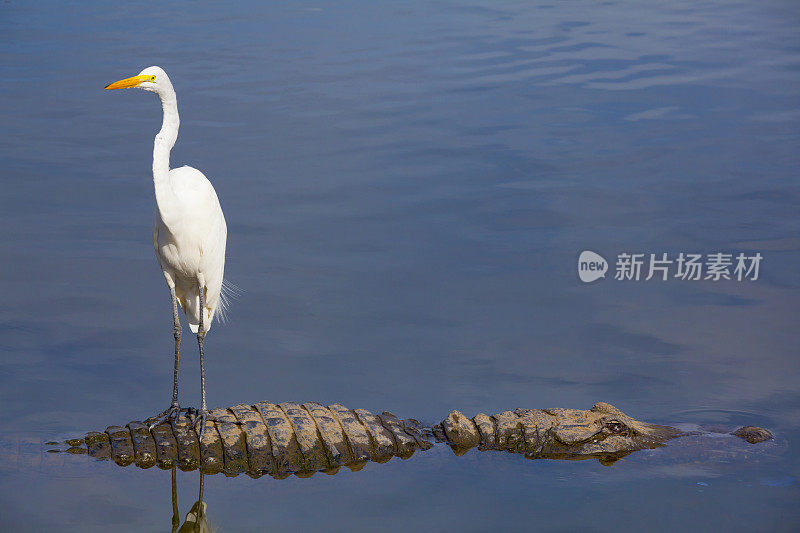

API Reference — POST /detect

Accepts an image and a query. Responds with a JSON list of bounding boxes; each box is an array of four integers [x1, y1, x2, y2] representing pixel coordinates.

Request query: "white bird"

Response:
[[105, 66, 228, 435]]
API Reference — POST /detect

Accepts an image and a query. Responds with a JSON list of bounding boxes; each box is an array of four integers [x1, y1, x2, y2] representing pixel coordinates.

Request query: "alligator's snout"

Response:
[[732, 426, 773, 444]]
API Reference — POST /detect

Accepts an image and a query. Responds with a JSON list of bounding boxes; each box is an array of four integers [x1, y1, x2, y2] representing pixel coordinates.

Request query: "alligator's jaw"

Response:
[[541, 423, 686, 460]]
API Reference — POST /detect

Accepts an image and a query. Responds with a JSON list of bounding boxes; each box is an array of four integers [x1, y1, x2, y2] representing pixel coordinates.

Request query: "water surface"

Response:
[[1, 1, 799, 530]]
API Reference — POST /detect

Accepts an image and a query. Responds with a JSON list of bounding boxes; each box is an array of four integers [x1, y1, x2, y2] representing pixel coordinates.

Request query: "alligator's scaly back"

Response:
[[77, 402, 433, 478], [48, 401, 771, 478]]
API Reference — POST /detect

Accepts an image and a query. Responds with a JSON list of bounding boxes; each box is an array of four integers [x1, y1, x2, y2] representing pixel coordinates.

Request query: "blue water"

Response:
[[1, 1, 799, 530]]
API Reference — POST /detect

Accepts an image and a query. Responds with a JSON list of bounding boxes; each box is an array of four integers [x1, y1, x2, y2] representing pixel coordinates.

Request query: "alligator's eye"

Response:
[[605, 420, 628, 434]]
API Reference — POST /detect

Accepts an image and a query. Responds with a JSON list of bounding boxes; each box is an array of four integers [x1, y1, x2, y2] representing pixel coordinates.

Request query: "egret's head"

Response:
[[105, 66, 173, 96]]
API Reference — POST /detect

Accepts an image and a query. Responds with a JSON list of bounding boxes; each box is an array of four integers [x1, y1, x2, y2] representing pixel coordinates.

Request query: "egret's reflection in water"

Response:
[[172, 469, 210, 533]]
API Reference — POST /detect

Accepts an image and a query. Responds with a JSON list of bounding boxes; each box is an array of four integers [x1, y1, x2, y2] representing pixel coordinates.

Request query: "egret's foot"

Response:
[[189, 408, 215, 442], [146, 403, 184, 429]]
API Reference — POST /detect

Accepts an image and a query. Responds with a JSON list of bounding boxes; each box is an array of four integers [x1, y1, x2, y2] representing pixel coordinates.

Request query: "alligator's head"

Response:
[[530, 402, 684, 465], [436, 402, 685, 465]]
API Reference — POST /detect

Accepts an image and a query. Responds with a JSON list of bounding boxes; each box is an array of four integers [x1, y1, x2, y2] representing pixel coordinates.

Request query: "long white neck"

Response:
[[153, 88, 179, 181], [152, 86, 180, 227]]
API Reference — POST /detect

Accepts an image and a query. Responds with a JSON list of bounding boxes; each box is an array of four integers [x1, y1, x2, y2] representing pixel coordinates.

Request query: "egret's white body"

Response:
[[106, 66, 227, 427], [154, 164, 227, 334]]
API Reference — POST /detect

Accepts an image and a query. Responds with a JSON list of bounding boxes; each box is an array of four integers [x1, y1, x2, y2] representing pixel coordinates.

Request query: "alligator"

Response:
[[43, 401, 773, 478]]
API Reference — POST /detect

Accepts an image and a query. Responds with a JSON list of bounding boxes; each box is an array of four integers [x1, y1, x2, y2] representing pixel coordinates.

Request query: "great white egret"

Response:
[[105, 66, 228, 437]]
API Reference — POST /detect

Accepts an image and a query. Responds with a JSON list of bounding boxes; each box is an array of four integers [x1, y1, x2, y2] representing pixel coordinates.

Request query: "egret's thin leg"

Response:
[[170, 286, 182, 409], [148, 287, 183, 427], [195, 284, 209, 440]]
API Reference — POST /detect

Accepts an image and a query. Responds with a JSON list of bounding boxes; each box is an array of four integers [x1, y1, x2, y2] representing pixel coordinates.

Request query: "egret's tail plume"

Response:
[[216, 279, 242, 324]]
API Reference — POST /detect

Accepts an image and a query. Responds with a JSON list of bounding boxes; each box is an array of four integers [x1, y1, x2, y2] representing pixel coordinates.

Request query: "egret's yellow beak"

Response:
[[105, 74, 154, 90]]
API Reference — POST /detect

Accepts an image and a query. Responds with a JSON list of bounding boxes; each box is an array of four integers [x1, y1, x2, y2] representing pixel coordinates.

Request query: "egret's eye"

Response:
[[150, 75, 156, 81], [605, 420, 628, 434]]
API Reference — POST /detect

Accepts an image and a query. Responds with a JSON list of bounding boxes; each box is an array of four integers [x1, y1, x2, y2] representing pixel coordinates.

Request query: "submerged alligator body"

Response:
[[48, 401, 772, 479]]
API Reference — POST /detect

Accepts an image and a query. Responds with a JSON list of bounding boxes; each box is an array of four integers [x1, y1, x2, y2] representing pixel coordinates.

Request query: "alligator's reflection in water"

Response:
[[52, 401, 772, 478]]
